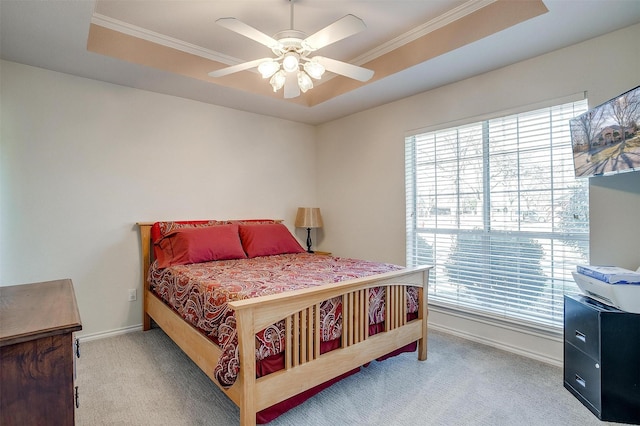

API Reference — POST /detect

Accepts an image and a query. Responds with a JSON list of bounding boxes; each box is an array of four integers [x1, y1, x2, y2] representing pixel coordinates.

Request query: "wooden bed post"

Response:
[[235, 307, 257, 426], [418, 270, 429, 361], [138, 223, 153, 331]]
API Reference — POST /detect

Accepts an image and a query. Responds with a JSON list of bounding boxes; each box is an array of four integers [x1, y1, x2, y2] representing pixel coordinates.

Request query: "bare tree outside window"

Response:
[[571, 86, 640, 177]]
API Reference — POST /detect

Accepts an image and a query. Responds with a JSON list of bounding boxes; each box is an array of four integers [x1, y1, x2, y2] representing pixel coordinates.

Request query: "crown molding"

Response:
[[91, 13, 242, 65], [91, 0, 495, 69], [352, 0, 497, 65]]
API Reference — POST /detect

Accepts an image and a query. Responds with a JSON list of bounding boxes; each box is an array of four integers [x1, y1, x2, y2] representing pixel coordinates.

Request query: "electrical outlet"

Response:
[[128, 289, 137, 302]]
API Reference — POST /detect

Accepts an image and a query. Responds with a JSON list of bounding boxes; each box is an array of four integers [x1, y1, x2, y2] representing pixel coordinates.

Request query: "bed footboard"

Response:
[[230, 266, 431, 425]]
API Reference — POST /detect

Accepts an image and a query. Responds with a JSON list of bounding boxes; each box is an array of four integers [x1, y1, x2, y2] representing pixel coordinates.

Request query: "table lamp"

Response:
[[295, 207, 323, 253]]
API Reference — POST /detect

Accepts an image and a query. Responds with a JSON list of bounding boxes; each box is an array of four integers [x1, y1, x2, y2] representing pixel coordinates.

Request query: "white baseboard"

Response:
[[428, 304, 564, 367], [77, 324, 143, 342]]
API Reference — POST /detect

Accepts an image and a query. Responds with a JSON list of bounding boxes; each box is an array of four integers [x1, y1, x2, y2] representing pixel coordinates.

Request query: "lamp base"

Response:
[[305, 227, 313, 253]]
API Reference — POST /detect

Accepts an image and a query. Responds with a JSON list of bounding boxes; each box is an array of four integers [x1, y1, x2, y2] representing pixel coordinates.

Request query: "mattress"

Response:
[[148, 252, 418, 387]]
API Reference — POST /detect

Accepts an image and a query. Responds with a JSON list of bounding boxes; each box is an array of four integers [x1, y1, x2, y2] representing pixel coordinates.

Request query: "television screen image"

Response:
[[570, 85, 640, 178]]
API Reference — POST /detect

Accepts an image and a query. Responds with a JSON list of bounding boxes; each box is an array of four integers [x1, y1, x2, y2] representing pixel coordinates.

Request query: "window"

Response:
[[405, 99, 589, 328]]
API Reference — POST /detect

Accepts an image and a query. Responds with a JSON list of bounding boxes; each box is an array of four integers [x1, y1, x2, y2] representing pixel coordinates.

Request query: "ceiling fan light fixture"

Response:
[[282, 52, 300, 73], [297, 71, 313, 93], [258, 60, 280, 78], [303, 59, 325, 79], [270, 70, 286, 92], [209, 5, 373, 99]]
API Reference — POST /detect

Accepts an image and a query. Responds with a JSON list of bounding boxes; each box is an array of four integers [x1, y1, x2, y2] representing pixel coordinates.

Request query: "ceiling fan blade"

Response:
[[303, 14, 366, 51], [216, 17, 281, 49], [284, 72, 300, 99], [208, 58, 271, 78], [314, 56, 374, 82]]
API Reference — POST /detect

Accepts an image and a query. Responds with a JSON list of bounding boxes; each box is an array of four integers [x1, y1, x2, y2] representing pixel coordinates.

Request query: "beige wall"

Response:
[[316, 23, 640, 364], [0, 61, 316, 337]]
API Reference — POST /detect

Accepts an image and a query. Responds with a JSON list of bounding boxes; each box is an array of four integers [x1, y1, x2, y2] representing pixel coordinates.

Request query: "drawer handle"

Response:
[[575, 330, 586, 343], [575, 374, 586, 388]]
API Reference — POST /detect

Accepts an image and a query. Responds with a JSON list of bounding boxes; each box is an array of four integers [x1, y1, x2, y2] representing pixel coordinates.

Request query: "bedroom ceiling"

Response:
[[1, 1, 639, 125]]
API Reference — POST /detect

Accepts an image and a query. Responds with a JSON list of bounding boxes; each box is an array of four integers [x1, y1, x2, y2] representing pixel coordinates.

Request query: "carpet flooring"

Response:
[[76, 328, 621, 425]]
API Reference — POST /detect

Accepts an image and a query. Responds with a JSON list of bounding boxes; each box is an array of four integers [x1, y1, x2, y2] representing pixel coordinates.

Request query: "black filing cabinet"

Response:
[[564, 295, 640, 424]]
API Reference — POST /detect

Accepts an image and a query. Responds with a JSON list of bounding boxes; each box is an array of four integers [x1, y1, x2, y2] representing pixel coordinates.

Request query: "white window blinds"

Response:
[[405, 99, 589, 327]]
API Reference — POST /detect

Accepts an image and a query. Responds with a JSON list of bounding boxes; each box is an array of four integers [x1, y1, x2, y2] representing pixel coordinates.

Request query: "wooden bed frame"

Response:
[[138, 222, 432, 426]]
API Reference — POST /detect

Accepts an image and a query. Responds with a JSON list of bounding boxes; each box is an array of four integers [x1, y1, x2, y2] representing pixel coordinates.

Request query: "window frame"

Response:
[[405, 96, 590, 329]]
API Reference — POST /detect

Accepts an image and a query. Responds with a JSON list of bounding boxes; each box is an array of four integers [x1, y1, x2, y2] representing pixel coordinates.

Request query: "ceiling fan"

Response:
[[207, 0, 374, 99]]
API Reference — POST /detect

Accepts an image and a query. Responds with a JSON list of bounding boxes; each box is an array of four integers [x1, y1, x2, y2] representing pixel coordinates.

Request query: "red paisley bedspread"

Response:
[[148, 253, 417, 387]]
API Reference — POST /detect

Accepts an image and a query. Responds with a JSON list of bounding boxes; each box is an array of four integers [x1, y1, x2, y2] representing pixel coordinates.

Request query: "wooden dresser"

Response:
[[0, 279, 82, 425]]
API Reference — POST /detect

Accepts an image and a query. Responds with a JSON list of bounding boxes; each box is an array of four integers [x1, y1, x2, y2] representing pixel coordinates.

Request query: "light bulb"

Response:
[[303, 59, 325, 79], [297, 71, 313, 93], [258, 60, 280, 78], [282, 52, 299, 73], [269, 70, 286, 92]]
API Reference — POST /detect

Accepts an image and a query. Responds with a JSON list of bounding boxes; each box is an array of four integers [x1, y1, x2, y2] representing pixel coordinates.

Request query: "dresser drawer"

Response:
[[564, 342, 602, 414], [564, 296, 600, 360]]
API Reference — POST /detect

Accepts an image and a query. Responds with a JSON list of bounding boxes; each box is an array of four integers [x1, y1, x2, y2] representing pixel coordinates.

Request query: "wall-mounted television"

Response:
[[570, 85, 640, 178]]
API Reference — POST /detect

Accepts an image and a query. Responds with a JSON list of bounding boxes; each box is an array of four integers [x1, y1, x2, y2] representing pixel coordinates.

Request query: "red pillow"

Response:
[[151, 220, 225, 259], [155, 224, 246, 268], [239, 223, 305, 258]]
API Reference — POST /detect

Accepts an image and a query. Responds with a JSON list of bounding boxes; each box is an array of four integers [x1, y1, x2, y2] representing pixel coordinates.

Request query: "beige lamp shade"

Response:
[[295, 207, 323, 228]]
